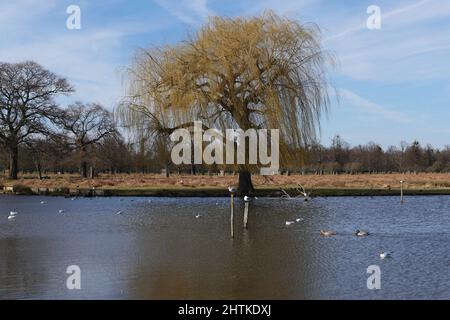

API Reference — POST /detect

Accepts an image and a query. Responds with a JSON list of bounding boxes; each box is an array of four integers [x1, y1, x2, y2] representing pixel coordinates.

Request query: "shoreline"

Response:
[[2, 186, 450, 197], [2, 173, 450, 197]]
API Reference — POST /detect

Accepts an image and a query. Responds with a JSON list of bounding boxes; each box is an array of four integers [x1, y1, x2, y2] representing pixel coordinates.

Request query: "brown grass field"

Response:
[[2, 172, 450, 191]]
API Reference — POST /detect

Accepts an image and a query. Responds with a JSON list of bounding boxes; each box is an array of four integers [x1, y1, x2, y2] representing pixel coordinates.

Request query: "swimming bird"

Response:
[[40, 201, 46, 204], [228, 186, 238, 193], [244, 196, 250, 202], [296, 184, 311, 201], [116, 211, 123, 215], [296, 218, 304, 222], [355, 230, 370, 237], [380, 251, 392, 259], [10, 211, 18, 216], [195, 214, 202, 219], [285, 221, 295, 226], [8, 215, 15, 220], [58, 210, 65, 214], [320, 230, 337, 237]]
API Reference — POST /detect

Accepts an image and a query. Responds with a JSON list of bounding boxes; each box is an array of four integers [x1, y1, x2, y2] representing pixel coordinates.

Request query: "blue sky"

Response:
[[1, 0, 449, 148]]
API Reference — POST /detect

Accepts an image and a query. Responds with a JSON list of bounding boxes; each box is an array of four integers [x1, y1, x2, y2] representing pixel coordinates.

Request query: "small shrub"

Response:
[[12, 184, 33, 195]]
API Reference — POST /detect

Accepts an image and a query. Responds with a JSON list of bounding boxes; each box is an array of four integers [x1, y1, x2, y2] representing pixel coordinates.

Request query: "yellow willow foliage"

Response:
[[117, 11, 335, 168]]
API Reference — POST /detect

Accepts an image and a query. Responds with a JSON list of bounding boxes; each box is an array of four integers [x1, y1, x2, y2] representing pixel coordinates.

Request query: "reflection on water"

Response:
[[1, 195, 450, 299]]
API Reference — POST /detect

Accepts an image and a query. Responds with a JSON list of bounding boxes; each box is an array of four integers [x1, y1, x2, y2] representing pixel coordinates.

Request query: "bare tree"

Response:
[[23, 134, 71, 179], [24, 138, 51, 180], [95, 134, 131, 173], [0, 61, 73, 179], [54, 102, 116, 178]]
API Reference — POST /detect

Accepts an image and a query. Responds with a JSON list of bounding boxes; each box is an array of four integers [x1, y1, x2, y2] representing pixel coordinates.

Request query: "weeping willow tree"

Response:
[[117, 11, 334, 194]]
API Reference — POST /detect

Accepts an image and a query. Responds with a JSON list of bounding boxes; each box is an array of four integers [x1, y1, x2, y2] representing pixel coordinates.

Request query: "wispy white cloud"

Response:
[[0, 1, 169, 109], [0, 0, 57, 31], [322, 0, 450, 83], [401, 44, 450, 59], [153, 0, 213, 25], [2, 32, 123, 108], [340, 89, 412, 124], [324, 0, 434, 42]]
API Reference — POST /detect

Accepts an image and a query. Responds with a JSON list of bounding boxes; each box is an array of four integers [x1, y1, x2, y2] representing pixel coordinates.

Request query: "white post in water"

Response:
[[400, 180, 404, 204], [228, 186, 237, 238], [243, 196, 250, 229]]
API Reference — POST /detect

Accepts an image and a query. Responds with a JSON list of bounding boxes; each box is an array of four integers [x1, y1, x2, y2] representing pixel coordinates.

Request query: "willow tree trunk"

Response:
[[8, 144, 19, 180], [234, 115, 255, 195], [238, 171, 254, 195], [165, 163, 170, 178]]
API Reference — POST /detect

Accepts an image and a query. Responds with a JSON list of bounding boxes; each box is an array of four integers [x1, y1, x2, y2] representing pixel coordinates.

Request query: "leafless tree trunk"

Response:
[[8, 143, 18, 179], [0, 61, 73, 179], [52, 102, 116, 178]]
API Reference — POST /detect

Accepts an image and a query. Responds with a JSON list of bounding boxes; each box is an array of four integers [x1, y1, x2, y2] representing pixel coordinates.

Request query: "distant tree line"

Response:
[[296, 135, 450, 174], [2, 128, 450, 178]]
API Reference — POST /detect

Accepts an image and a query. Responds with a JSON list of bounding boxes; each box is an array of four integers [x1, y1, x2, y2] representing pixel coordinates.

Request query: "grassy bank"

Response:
[[1, 172, 450, 197], [2, 186, 450, 197]]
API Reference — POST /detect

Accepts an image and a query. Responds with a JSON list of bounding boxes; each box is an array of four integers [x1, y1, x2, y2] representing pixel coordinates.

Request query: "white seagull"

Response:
[[355, 230, 370, 237], [8, 211, 18, 220], [379, 251, 392, 259], [228, 186, 238, 193], [285, 221, 295, 226]]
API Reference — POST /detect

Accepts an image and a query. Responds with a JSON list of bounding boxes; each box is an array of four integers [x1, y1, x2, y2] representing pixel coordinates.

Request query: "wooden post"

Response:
[[400, 180, 404, 204], [230, 193, 235, 238], [243, 201, 249, 229]]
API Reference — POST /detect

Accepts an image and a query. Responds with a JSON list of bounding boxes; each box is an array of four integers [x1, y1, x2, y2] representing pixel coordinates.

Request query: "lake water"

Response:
[[1, 195, 450, 299]]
